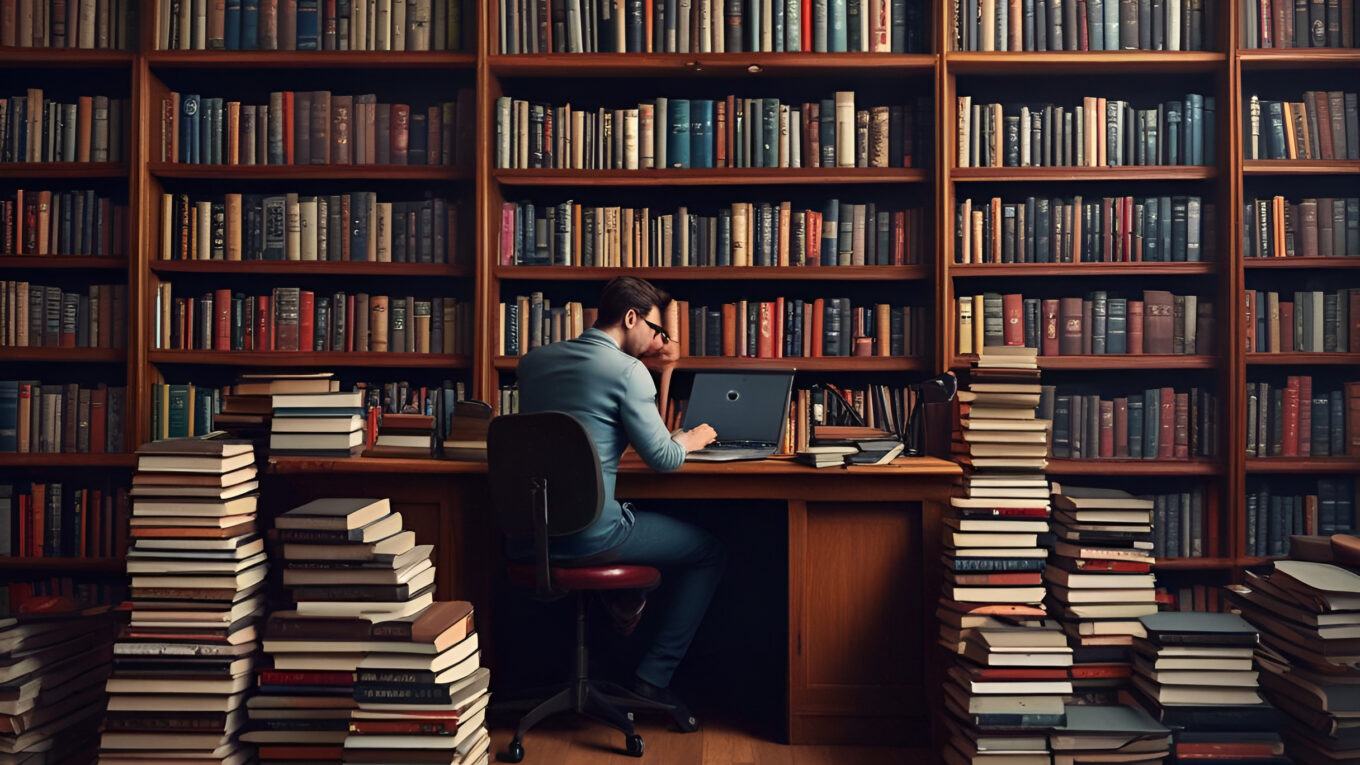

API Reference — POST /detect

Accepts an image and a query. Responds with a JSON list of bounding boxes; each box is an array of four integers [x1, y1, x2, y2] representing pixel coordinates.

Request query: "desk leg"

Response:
[[786, 499, 930, 746]]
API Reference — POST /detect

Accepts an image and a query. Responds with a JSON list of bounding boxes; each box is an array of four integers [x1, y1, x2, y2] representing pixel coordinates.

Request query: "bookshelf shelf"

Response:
[[488, 52, 938, 77], [0, 556, 126, 573], [0, 162, 128, 179], [492, 168, 930, 186], [149, 351, 471, 369], [1241, 160, 1360, 175], [951, 354, 1217, 370], [1245, 458, 1360, 474], [0, 48, 133, 67], [0, 453, 136, 468], [945, 51, 1225, 74], [269, 455, 485, 474], [143, 51, 478, 69], [1237, 556, 1277, 568], [1238, 49, 1360, 69], [0, 348, 125, 363], [494, 265, 930, 281], [0, 257, 128, 271], [150, 261, 473, 277], [1245, 353, 1360, 366], [147, 163, 474, 182], [1045, 459, 1222, 476], [1154, 557, 1237, 571], [494, 355, 928, 371], [1243, 257, 1360, 270], [951, 166, 1215, 182], [950, 262, 1216, 277]]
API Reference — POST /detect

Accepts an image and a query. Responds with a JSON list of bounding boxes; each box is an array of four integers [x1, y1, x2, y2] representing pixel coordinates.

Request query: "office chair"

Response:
[[488, 412, 674, 762]]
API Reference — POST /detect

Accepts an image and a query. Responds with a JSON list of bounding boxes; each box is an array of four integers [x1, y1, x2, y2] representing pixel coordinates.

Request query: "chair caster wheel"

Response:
[[500, 738, 526, 763], [626, 733, 645, 757]]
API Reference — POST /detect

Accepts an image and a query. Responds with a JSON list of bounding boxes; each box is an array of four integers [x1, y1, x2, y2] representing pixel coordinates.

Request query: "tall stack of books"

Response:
[[100, 437, 263, 765], [1049, 704, 1172, 764], [248, 498, 437, 761], [942, 347, 1061, 763], [343, 601, 491, 765], [215, 373, 342, 446], [270, 388, 367, 457], [0, 609, 117, 763], [1046, 485, 1159, 693], [1231, 557, 1360, 762], [1131, 611, 1287, 764]]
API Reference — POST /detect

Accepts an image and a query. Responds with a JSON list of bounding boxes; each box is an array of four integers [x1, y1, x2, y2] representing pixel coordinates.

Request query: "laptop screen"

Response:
[[680, 372, 794, 443]]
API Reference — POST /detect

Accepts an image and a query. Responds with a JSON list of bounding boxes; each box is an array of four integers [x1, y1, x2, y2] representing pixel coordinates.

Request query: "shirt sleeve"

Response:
[[620, 361, 686, 472]]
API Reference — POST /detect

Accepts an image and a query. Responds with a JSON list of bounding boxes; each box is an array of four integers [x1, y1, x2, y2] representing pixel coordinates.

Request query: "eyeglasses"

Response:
[[643, 318, 673, 345]]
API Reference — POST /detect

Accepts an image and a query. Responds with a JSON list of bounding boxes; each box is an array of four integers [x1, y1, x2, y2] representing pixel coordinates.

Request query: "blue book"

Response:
[[890, 0, 906, 50], [786, 0, 802, 50], [182, 94, 201, 164], [690, 100, 714, 168], [1186, 94, 1204, 165], [829, 0, 847, 51], [225, 0, 242, 49], [774, 0, 786, 50], [1203, 96, 1215, 165], [845, 0, 858, 51], [242, 0, 260, 49], [668, 99, 691, 168], [297, 0, 321, 49], [762, 98, 779, 168]]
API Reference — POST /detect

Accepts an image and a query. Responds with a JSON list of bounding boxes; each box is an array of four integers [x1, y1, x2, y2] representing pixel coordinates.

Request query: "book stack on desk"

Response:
[[1130, 611, 1287, 764], [215, 373, 342, 447], [366, 414, 436, 459], [249, 498, 436, 762], [1229, 558, 1360, 762], [100, 437, 263, 765], [270, 389, 367, 457], [1045, 485, 1158, 692], [942, 347, 1062, 762], [0, 609, 117, 764]]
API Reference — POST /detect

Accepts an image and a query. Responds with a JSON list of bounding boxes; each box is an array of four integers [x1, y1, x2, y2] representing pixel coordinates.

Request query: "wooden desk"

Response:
[[265, 455, 961, 746]]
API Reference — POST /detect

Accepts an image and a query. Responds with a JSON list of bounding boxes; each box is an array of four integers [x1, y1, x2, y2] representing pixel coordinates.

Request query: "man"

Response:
[[515, 276, 722, 729]]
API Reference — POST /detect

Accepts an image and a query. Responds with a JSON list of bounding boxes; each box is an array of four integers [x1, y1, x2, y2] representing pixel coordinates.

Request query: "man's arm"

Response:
[[620, 361, 687, 472]]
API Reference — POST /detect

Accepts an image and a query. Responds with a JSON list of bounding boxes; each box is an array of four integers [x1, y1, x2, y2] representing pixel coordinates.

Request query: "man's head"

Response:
[[595, 276, 672, 358]]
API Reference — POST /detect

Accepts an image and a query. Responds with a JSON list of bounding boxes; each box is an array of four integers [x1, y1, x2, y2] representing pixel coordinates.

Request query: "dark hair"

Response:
[[595, 277, 671, 328]]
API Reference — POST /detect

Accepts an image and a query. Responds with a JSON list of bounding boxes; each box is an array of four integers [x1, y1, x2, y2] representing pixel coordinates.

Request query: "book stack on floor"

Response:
[[366, 414, 436, 459], [942, 347, 1062, 765], [100, 437, 264, 765], [270, 387, 367, 457], [0, 608, 117, 764], [214, 373, 342, 447], [1046, 485, 1159, 694], [1231, 552, 1360, 763], [248, 497, 458, 762], [1130, 611, 1287, 765], [342, 599, 490, 765], [1048, 704, 1172, 765]]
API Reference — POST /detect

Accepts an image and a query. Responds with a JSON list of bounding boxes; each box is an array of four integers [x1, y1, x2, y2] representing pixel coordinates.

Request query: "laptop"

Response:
[[681, 371, 795, 462]]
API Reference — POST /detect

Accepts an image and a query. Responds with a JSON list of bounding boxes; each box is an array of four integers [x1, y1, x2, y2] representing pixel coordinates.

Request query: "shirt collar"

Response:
[[579, 327, 621, 351]]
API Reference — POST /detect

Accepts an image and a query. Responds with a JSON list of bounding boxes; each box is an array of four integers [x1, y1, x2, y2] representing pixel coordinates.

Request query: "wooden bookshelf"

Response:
[[0, 348, 127, 363], [492, 168, 930, 186], [1238, 49, 1360, 68], [1243, 257, 1360, 270], [0, 556, 126, 574], [1045, 459, 1223, 476], [1154, 557, 1237, 571], [0, 454, 137, 469], [0, 162, 128, 179], [1245, 458, 1360, 474], [493, 355, 928, 372], [494, 265, 931, 281], [150, 261, 473, 277], [950, 355, 1218, 370], [147, 162, 474, 181], [945, 51, 1225, 74], [1241, 160, 1360, 175], [1245, 353, 1360, 366], [950, 262, 1216, 278], [951, 166, 1216, 182], [488, 52, 938, 76], [0, 49, 134, 67], [148, 351, 472, 369], [0, 257, 128, 271], [143, 51, 478, 69]]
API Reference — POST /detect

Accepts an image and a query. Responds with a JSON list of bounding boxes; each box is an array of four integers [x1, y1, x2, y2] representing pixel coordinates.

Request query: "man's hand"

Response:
[[674, 424, 717, 453], [640, 339, 680, 371]]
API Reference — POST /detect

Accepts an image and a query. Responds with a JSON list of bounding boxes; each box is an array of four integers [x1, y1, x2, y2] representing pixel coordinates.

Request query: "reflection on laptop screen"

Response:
[[680, 372, 794, 443]]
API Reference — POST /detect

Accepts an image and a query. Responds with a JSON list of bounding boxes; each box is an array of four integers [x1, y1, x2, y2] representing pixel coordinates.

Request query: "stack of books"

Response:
[[248, 498, 436, 762], [100, 437, 263, 765], [343, 601, 491, 765], [1131, 611, 1287, 764], [441, 400, 491, 461], [942, 347, 1060, 763], [0, 609, 116, 763], [1231, 557, 1360, 762], [1049, 704, 1171, 764], [366, 414, 436, 459], [215, 373, 342, 446], [270, 388, 367, 457], [1046, 485, 1158, 692]]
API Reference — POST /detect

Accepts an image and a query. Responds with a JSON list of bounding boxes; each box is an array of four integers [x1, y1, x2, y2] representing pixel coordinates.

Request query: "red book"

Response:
[[968, 667, 1068, 680], [726, 96, 737, 169], [257, 669, 352, 686], [756, 302, 774, 358], [499, 203, 514, 264], [1113, 397, 1129, 458], [391, 104, 411, 165], [1098, 399, 1114, 458], [1071, 559, 1151, 572], [774, 297, 785, 358], [1298, 375, 1312, 457], [283, 91, 295, 164], [1041, 299, 1059, 356], [214, 288, 232, 350], [348, 719, 466, 736], [346, 295, 356, 352], [1280, 301, 1295, 351], [1282, 379, 1300, 457], [1347, 382, 1360, 457], [802, 0, 813, 55], [256, 294, 272, 351], [1158, 387, 1174, 459], [298, 291, 315, 351], [950, 572, 1043, 586], [1127, 300, 1144, 354], [811, 298, 824, 356], [1002, 293, 1024, 346], [1242, 290, 1256, 353], [1069, 664, 1133, 679], [893, 210, 906, 264], [1175, 743, 1282, 759], [89, 386, 107, 454], [714, 101, 726, 167]]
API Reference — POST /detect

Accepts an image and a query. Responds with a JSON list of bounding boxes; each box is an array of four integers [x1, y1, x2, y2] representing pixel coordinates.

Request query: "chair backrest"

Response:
[[488, 412, 604, 540]]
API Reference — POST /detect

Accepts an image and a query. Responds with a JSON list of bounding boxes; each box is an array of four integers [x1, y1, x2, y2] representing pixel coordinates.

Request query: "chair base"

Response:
[[497, 682, 646, 762]]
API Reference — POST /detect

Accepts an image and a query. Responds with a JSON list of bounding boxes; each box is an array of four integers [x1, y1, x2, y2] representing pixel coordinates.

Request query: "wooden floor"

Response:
[[487, 720, 929, 764]]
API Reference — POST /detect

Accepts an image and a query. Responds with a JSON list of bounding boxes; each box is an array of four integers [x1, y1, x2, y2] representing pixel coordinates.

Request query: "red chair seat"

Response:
[[507, 564, 660, 591]]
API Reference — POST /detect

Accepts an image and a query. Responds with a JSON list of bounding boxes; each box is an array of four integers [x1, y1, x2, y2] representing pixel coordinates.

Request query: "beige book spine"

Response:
[[375, 201, 392, 262], [196, 201, 211, 260], [299, 197, 318, 261], [834, 92, 855, 167], [369, 294, 389, 351], [285, 193, 301, 260]]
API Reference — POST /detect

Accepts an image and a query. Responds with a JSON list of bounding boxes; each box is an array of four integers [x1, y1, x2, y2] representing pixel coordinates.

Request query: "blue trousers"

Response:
[[585, 509, 726, 689]]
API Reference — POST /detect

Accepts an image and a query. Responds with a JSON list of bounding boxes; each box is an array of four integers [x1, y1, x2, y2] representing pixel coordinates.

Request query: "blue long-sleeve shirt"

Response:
[[515, 327, 686, 559]]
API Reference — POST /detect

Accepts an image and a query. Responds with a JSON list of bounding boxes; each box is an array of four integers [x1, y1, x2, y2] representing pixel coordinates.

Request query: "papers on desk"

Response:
[[795, 439, 904, 468]]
